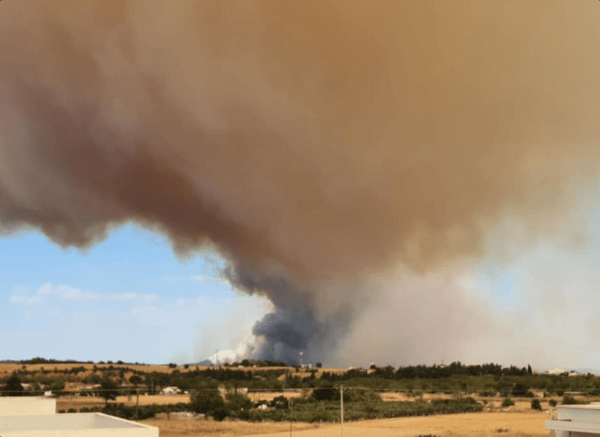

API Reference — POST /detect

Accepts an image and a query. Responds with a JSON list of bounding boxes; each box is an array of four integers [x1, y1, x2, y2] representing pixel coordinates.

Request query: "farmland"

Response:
[[140, 411, 549, 437], [1, 360, 595, 436]]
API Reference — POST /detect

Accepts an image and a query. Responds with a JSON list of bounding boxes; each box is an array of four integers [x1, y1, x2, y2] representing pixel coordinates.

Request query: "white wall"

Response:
[[0, 397, 56, 416], [0, 413, 159, 437]]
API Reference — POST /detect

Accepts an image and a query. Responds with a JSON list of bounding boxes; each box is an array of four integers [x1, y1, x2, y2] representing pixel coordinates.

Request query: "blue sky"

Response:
[[0, 224, 269, 364]]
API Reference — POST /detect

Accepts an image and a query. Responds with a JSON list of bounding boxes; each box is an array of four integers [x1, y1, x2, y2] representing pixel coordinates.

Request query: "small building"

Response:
[[218, 386, 248, 395], [545, 368, 566, 376], [161, 386, 180, 395], [546, 403, 600, 436]]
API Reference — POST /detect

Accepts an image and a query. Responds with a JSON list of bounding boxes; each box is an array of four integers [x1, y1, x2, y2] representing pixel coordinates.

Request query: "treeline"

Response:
[[322, 362, 532, 382], [4, 361, 600, 399]]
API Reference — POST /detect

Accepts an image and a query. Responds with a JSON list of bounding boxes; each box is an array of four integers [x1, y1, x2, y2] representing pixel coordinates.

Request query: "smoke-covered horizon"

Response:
[[2, 1, 600, 367]]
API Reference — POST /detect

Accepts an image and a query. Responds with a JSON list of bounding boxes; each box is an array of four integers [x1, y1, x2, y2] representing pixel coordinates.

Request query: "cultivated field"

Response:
[[57, 394, 192, 411], [141, 411, 549, 437]]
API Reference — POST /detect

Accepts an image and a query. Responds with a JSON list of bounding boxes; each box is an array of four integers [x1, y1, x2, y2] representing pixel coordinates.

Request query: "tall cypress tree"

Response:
[[4, 373, 24, 396]]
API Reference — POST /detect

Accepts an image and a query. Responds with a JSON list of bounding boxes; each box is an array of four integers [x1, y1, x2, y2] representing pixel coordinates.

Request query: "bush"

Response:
[[501, 397, 514, 407], [531, 399, 542, 410], [213, 406, 229, 421], [562, 395, 585, 405], [269, 395, 289, 409], [512, 383, 530, 397], [225, 392, 252, 417], [191, 388, 225, 416], [549, 399, 557, 407], [312, 385, 337, 401]]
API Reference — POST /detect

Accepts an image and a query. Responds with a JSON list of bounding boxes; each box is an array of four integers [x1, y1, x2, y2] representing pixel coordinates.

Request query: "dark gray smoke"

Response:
[[225, 266, 332, 364]]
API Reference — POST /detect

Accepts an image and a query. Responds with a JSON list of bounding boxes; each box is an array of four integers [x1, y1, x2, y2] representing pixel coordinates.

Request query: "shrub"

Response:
[[269, 395, 289, 409], [312, 385, 337, 401], [337, 388, 381, 403], [213, 407, 229, 421], [562, 395, 585, 405], [512, 383, 530, 397], [191, 388, 225, 416], [531, 399, 542, 410], [225, 392, 252, 417], [549, 399, 557, 407], [501, 397, 514, 407]]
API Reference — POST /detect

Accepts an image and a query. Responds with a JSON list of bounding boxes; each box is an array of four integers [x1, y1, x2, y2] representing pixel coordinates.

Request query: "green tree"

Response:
[[4, 374, 24, 396], [225, 392, 252, 418], [316, 362, 322, 368], [100, 379, 119, 405], [312, 384, 336, 401], [51, 381, 65, 397], [512, 382, 533, 397], [191, 388, 225, 416], [129, 375, 143, 386]]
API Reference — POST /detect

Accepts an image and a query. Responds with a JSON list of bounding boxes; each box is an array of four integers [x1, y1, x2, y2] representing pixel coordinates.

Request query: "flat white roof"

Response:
[[0, 413, 158, 436], [0, 397, 56, 416], [546, 404, 600, 434]]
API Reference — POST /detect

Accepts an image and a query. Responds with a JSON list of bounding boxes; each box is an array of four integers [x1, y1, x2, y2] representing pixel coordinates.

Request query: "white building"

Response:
[[218, 386, 248, 395], [0, 412, 158, 437], [161, 386, 180, 395], [0, 397, 56, 416], [0, 397, 158, 437], [546, 368, 566, 375], [546, 403, 600, 436]]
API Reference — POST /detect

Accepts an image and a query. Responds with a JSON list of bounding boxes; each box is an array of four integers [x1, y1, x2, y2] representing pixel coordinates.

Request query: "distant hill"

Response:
[[188, 359, 214, 367]]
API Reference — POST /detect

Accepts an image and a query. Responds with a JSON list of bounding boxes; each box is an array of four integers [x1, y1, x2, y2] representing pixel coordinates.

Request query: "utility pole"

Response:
[[340, 385, 344, 437], [289, 398, 293, 437]]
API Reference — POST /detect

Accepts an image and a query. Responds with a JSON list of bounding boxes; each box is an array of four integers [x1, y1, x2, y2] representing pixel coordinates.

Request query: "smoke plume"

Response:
[[1, 1, 600, 365]]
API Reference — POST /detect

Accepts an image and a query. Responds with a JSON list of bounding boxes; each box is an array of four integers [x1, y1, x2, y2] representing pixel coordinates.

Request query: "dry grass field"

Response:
[[140, 411, 549, 437], [0, 362, 214, 379], [57, 394, 192, 411]]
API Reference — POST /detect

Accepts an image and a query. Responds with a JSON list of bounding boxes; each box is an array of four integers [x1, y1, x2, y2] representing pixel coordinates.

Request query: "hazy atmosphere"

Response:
[[2, 1, 600, 370]]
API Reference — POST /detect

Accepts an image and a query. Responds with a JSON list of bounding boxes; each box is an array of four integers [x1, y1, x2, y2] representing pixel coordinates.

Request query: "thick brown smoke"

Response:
[[1, 1, 600, 364]]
